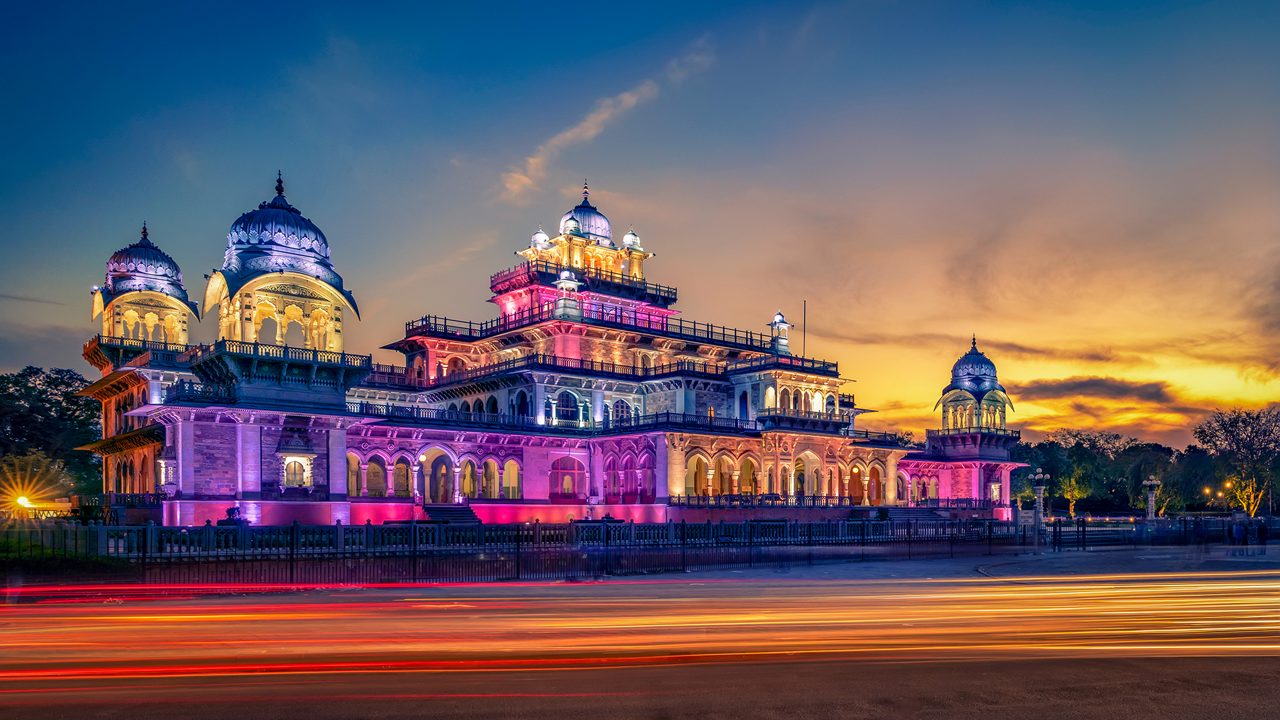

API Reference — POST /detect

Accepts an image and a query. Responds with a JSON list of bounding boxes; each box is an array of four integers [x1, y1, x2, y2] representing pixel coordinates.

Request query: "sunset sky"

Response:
[[2, 2, 1278, 446]]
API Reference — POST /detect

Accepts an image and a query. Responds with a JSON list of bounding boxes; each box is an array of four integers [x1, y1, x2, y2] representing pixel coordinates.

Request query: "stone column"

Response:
[[885, 455, 900, 505], [176, 419, 196, 496], [452, 466, 463, 503], [665, 439, 686, 498], [591, 390, 605, 424], [358, 463, 369, 497], [534, 384, 547, 425], [410, 463, 423, 502], [235, 423, 262, 500], [327, 428, 346, 500], [731, 470, 740, 495]]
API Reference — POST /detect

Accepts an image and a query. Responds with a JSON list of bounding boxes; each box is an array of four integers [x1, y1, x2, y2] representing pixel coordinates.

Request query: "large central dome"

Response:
[[210, 174, 358, 315], [558, 181, 612, 243]]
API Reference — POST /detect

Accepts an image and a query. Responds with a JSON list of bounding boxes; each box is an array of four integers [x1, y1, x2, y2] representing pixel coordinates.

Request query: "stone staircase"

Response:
[[850, 506, 948, 521], [422, 504, 482, 524]]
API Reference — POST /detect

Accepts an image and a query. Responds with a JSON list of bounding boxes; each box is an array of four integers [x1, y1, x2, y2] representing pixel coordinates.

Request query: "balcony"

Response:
[[726, 354, 839, 377], [347, 403, 759, 437], [185, 339, 371, 369], [490, 260, 678, 307], [83, 334, 193, 372], [755, 408, 853, 436], [165, 380, 235, 405]]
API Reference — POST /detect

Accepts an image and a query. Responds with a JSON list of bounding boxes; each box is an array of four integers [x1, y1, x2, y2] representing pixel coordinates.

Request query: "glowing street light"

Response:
[[15, 496, 32, 508]]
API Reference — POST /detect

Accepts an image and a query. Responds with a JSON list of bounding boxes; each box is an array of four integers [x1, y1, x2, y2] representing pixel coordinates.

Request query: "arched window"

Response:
[[738, 391, 749, 418], [482, 459, 500, 499], [393, 460, 411, 497], [346, 453, 360, 496], [446, 357, 466, 376], [779, 388, 791, 411], [825, 394, 836, 414], [502, 460, 521, 500], [485, 396, 499, 415], [549, 456, 587, 501], [515, 390, 530, 417], [459, 460, 478, 498], [428, 455, 452, 503], [764, 386, 776, 409], [284, 461, 307, 487], [460, 400, 471, 414], [555, 392, 579, 423], [366, 459, 387, 497], [613, 399, 632, 425]]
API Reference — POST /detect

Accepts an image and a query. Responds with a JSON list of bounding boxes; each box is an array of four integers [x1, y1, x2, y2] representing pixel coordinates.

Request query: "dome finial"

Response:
[[139, 221, 150, 245], [971, 333, 977, 351], [276, 170, 285, 197], [582, 178, 590, 202]]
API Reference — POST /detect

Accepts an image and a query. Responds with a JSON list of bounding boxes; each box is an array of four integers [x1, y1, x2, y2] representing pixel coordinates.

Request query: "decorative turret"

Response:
[[768, 310, 792, 355], [203, 173, 358, 351], [934, 336, 1012, 430], [90, 223, 199, 344], [925, 336, 1020, 462]]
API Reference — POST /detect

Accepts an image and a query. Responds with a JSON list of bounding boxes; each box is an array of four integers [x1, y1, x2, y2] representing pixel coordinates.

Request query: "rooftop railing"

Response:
[[186, 339, 373, 369], [490, 260, 678, 304], [347, 401, 904, 443], [926, 427, 1021, 438], [726, 354, 840, 376], [406, 301, 782, 354], [87, 335, 192, 353]]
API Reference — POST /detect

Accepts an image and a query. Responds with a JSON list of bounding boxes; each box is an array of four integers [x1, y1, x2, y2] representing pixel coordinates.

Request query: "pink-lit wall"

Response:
[[469, 503, 669, 524], [163, 500, 421, 527]]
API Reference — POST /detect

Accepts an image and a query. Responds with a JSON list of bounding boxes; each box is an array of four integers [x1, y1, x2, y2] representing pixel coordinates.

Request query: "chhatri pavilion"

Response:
[[79, 176, 1022, 525]]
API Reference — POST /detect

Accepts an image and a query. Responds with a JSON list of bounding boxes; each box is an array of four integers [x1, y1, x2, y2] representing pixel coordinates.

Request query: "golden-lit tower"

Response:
[[516, 180, 653, 280], [203, 173, 359, 351], [934, 336, 1013, 430], [90, 223, 200, 345]]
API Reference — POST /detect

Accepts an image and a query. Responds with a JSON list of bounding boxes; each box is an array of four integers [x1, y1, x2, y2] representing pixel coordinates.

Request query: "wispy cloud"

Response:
[[500, 38, 715, 205], [1016, 376, 1178, 404], [0, 293, 63, 306]]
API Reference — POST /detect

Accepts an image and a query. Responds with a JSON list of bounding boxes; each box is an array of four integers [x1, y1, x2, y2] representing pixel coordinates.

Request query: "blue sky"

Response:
[[3, 1, 1279, 443]]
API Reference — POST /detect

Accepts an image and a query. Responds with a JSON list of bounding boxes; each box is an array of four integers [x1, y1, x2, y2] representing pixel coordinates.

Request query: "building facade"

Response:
[[80, 177, 1020, 526]]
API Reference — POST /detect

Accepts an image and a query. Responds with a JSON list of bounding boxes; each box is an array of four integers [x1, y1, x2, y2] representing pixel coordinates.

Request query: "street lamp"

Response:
[[1142, 475, 1161, 521], [1030, 468, 1049, 553]]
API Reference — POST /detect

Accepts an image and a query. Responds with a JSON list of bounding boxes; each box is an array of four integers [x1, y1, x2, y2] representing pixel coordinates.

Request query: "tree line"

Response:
[[1011, 409, 1280, 517]]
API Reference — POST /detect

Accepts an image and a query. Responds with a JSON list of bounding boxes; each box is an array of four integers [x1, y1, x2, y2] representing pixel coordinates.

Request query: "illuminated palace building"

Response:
[[80, 177, 1021, 526]]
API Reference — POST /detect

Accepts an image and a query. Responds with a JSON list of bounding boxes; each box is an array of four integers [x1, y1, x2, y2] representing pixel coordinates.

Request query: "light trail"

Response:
[[2, 564, 1280, 712]]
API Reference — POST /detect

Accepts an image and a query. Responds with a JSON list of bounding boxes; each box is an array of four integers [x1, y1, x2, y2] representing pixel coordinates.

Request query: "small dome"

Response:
[[101, 224, 197, 314], [558, 180, 611, 241], [940, 336, 1006, 400], [622, 228, 641, 248], [531, 225, 550, 247], [771, 310, 788, 327], [951, 336, 998, 379], [558, 269, 576, 282]]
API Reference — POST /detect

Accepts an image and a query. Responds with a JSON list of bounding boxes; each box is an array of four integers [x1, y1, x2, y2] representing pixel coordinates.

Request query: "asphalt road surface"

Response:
[[4, 548, 1280, 719]]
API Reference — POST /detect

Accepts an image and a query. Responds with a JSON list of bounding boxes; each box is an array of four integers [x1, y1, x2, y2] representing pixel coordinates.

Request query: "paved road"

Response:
[[4, 548, 1280, 719]]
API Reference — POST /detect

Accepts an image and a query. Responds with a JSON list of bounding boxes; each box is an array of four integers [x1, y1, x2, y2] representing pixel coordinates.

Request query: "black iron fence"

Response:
[[3, 518, 1020, 584]]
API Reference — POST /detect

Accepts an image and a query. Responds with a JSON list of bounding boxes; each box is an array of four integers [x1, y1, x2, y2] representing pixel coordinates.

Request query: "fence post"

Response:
[[515, 523, 522, 580], [289, 520, 300, 584], [335, 520, 344, 554], [747, 520, 754, 568], [410, 518, 418, 583], [907, 520, 913, 560], [987, 520, 993, 555], [680, 520, 687, 572]]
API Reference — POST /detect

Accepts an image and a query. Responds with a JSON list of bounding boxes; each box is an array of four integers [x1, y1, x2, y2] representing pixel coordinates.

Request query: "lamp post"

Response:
[[1143, 474, 1161, 521], [1030, 468, 1049, 553]]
